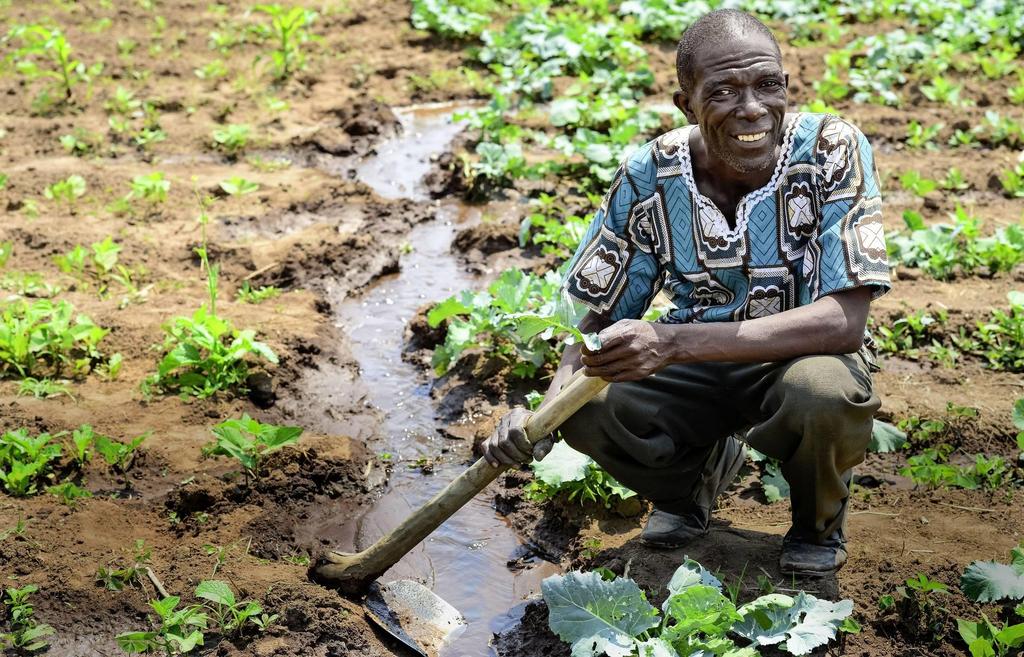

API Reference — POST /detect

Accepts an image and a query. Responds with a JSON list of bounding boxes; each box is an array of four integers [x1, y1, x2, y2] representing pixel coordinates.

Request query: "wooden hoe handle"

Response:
[[310, 370, 609, 596]]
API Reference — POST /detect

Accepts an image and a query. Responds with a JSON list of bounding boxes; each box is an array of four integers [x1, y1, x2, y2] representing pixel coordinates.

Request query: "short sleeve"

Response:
[[806, 117, 892, 301], [561, 153, 662, 321]]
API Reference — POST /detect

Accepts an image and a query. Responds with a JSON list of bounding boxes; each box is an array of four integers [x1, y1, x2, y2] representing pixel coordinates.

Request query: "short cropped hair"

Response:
[[676, 9, 782, 93]]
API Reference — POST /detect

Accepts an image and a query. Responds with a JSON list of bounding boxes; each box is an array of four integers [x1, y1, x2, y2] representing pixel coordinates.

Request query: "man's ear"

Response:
[[673, 89, 697, 125]]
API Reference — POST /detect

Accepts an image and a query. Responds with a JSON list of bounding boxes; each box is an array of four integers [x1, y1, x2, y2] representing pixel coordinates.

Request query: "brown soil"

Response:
[[1, 2, 1022, 657]]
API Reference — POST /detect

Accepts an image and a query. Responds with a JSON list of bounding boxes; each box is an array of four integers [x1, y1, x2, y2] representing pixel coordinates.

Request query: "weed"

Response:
[[204, 414, 303, 484], [0, 585, 55, 652]]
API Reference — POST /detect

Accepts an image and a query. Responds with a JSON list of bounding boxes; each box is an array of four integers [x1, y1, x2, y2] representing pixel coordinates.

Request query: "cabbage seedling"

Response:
[[253, 4, 319, 80], [205, 414, 302, 484], [219, 176, 259, 196]]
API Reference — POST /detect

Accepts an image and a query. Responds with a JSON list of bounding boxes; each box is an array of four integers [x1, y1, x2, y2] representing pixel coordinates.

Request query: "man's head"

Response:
[[672, 10, 788, 175]]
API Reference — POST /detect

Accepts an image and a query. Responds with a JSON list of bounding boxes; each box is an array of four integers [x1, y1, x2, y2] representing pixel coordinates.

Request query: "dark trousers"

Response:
[[559, 349, 880, 545]]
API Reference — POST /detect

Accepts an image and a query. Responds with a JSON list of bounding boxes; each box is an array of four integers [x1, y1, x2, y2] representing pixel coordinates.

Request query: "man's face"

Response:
[[675, 31, 788, 175]]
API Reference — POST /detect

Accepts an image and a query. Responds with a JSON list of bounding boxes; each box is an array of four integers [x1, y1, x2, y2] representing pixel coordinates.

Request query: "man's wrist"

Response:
[[658, 322, 693, 365]]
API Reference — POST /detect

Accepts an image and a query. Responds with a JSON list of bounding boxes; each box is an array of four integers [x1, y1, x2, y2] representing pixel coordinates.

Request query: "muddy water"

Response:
[[305, 105, 557, 655]]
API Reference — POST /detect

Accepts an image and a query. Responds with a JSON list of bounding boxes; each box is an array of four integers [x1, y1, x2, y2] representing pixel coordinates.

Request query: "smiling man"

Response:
[[483, 9, 891, 575]]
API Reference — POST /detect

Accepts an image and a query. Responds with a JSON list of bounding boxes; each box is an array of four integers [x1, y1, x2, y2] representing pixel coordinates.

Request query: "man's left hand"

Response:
[[579, 319, 674, 382]]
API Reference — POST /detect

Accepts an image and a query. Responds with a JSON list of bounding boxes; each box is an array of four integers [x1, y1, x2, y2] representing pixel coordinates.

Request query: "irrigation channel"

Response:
[[304, 105, 559, 656]]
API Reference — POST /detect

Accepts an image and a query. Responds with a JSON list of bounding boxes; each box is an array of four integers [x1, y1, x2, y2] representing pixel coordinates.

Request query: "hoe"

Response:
[[310, 369, 608, 655]]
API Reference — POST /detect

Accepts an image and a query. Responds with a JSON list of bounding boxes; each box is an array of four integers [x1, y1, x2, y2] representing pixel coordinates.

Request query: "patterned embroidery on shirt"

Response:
[[743, 267, 795, 319], [565, 226, 632, 315], [627, 191, 673, 265]]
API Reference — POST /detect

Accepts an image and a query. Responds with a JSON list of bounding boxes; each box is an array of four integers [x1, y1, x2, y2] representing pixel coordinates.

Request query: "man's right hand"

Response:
[[482, 407, 555, 467]]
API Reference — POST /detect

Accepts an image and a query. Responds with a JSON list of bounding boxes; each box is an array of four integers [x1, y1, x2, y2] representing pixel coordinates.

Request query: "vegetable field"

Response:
[[0, 1, 1023, 656]]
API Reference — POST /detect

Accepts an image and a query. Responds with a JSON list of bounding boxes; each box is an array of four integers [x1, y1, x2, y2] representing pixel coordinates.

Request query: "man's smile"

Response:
[[734, 131, 768, 143]]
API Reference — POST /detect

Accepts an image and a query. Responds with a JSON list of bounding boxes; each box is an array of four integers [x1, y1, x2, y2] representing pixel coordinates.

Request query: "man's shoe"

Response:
[[779, 538, 848, 576], [639, 436, 746, 549]]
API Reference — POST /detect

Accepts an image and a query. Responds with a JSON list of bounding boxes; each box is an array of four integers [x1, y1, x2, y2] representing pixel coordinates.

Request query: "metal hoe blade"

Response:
[[364, 580, 465, 656]]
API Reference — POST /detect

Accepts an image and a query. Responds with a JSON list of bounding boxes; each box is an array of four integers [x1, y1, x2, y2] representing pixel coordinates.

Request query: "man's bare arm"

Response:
[[581, 286, 872, 382]]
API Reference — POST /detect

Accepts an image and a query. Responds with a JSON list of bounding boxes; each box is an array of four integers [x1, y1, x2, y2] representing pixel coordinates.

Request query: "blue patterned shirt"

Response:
[[563, 113, 891, 323]]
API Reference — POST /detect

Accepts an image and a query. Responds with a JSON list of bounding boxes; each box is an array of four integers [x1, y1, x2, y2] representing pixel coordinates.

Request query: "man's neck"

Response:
[[689, 130, 779, 196]]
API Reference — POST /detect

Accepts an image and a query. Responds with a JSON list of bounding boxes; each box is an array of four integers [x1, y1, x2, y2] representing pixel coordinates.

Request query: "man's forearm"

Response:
[[665, 287, 871, 364]]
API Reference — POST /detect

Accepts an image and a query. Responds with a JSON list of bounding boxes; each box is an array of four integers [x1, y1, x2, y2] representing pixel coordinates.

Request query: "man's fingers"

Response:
[[580, 344, 630, 367], [508, 427, 533, 460], [533, 437, 553, 461]]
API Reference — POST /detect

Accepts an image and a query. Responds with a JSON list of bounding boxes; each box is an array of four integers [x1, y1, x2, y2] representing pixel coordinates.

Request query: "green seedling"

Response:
[[104, 86, 141, 115], [211, 124, 251, 156], [94, 432, 148, 475], [954, 291, 1024, 371], [97, 539, 151, 591], [920, 75, 964, 105], [0, 428, 63, 496], [0, 585, 55, 652], [0, 298, 109, 378], [194, 60, 229, 80], [253, 4, 319, 80], [130, 171, 170, 205], [899, 170, 938, 197], [942, 167, 969, 190], [205, 414, 303, 484], [17, 377, 73, 399], [46, 481, 91, 507], [879, 573, 951, 642], [236, 281, 280, 304], [5, 24, 102, 112], [195, 579, 272, 635], [43, 174, 86, 208], [411, 0, 492, 38], [115, 596, 208, 655], [60, 129, 103, 156], [218, 176, 259, 196], [906, 121, 945, 150], [1000, 163, 1024, 198], [519, 193, 590, 259]]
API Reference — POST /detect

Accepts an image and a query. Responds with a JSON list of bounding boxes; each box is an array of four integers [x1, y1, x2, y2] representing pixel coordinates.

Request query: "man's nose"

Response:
[[736, 89, 768, 121]]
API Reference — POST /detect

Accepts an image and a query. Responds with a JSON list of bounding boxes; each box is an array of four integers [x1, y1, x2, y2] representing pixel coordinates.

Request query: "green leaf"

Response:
[[961, 560, 1024, 603], [870, 419, 907, 452], [195, 579, 235, 607], [531, 441, 591, 486], [542, 570, 659, 657], [662, 585, 739, 640], [1013, 399, 1024, 430], [734, 592, 852, 655], [427, 296, 471, 328], [762, 460, 790, 502], [665, 558, 723, 598], [996, 622, 1024, 648], [549, 98, 582, 127]]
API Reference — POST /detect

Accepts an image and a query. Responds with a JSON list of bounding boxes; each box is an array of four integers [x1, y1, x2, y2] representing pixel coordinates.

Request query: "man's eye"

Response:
[[712, 89, 732, 97]]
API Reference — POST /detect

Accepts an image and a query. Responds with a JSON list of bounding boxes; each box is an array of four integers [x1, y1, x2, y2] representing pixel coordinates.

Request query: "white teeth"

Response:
[[736, 132, 767, 142]]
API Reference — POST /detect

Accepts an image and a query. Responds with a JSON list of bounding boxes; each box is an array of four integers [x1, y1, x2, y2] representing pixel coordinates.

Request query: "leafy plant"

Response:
[[906, 121, 944, 149], [46, 481, 91, 507], [18, 377, 73, 399], [543, 559, 853, 656], [0, 429, 62, 496], [428, 268, 582, 378], [96, 539, 152, 591], [252, 5, 318, 80], [0, 298, 110, 378], [5, 25, 102, 112], [879, 573, 952, 641], [210, 124, 251, 156], [129, 172, 171, 209], [94, 432, 148, 475], [0, 585, 55, 652], [116, 596, 208, 655], [236, 281, 280, 304], [899, 170, 938, 197], [961, 543, 1024, 604], [195, 580, 274, 636], [1000, 163, 1024, 198], [411, 0, 493, 38], [43, 174, 86, 208], [218, 176, 259, 196], [204, 414, 303, 483], [900, 448, 1011, 490], [526, 440, 634, 508], [519, 193, 591, 260], [954, 291, 1024, 372]]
